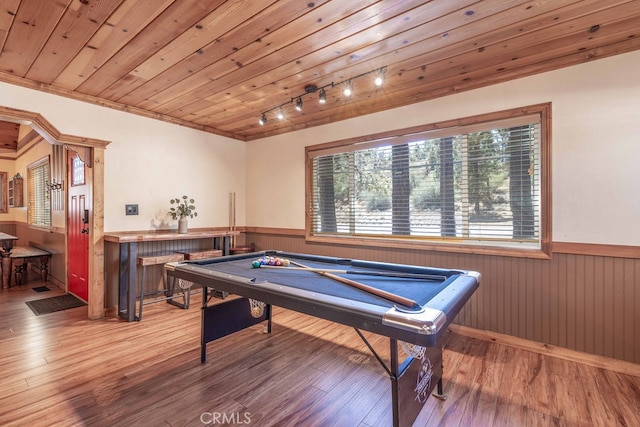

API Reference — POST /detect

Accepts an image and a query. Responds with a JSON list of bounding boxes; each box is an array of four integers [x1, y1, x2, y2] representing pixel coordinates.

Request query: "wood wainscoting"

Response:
[[244, 229, 640, 366]]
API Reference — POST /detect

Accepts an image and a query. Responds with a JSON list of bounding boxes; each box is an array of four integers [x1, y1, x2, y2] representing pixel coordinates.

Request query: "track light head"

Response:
[[374, 67, 386, 87], [318, 88, 327, 104], [295, 97, 303, 111], [343, 81, 353, 97], [259, 113, 267, 125], [277, 108, 284, 120]]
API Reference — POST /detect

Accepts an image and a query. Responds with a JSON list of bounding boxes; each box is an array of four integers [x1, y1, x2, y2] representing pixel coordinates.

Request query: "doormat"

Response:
[[32, 286, 51, 292], [26, 294, 87, 316]]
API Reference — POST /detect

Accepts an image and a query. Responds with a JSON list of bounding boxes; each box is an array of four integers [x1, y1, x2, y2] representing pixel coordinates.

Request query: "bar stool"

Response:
[[175, 249, 222, 260], [136, 251, 186, 321]]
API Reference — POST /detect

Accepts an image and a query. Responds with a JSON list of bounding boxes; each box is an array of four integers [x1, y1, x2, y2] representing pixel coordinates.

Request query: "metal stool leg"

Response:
[[136, 265, 146, 321], [178, 276, 191, 309], [166, 275, 191, 309], [184, 284, 190, 308]]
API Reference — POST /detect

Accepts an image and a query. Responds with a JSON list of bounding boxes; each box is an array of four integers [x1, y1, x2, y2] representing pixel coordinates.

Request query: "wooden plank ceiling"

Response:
[[0, 0, 639, 142]]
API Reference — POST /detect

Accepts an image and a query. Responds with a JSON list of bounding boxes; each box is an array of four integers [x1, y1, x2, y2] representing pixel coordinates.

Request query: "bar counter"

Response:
[[104, 229, 238, 244], [104, 229, 238, 321]]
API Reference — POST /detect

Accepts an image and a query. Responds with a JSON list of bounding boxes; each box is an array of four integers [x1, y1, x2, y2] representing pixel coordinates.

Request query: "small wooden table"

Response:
[[10, 246, 52, 286], [0, 232, 19, 289]]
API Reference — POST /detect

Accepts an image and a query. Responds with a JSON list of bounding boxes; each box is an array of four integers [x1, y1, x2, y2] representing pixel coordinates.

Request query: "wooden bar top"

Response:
[[104, 229, 239, 243]]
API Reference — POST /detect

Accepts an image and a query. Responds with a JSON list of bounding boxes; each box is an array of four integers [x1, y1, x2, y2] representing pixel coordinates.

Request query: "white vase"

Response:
[[178, 217, 188, 234]]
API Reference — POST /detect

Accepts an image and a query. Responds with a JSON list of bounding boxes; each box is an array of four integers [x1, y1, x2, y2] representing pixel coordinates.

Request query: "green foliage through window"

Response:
[[307, 107, 547, 250]]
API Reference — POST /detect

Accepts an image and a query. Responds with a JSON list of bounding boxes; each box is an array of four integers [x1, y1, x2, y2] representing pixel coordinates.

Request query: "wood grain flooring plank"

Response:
[[0, 279, 639, 426]]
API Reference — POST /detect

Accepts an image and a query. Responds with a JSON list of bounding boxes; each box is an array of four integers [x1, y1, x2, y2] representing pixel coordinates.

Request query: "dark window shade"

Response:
[[309, 115, 543, 249], [28, 157, 51, 227]]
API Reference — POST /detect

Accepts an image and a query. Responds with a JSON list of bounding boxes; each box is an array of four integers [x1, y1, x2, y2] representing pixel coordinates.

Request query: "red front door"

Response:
[[68, 152, 89, 301]]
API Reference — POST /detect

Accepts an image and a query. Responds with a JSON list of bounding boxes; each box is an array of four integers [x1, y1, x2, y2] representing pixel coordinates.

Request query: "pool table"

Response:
[[165, 251, 480, 427]]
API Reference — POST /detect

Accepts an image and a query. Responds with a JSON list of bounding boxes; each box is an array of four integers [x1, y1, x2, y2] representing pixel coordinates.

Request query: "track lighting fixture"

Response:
[[318, 88, 327, 104], [257, 66, 386, 126]]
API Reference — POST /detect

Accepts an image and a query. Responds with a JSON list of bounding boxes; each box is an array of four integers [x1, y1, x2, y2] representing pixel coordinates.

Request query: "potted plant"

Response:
[[169, 195, 197, 233]]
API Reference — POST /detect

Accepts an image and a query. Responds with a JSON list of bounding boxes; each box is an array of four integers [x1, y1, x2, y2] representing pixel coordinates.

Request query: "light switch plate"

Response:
[[125, 204, 138, 215]]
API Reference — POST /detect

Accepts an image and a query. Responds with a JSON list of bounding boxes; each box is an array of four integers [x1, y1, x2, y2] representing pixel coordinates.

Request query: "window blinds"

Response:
[[309, 116, 541, 247], [28, 157, 51, 227]]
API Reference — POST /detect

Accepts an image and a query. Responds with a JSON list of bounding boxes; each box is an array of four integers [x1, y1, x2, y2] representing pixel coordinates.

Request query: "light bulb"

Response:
[[319, 88, 326, 104], [343, 81, 352, 97]]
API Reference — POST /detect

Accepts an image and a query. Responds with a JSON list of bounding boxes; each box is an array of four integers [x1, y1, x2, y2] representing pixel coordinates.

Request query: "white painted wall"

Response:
[[247, 50, 640, 246], [0, 82, 245, 232], [1, 50, 638, 244]]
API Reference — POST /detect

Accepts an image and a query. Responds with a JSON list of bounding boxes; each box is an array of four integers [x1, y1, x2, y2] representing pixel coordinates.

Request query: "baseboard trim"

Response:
[[47, 276, 64, 289], [449, 324, 640, 377], [104, 306, 118, 318]]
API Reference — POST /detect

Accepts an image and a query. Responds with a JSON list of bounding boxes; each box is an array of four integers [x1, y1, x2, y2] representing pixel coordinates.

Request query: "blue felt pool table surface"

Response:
[[168, 251, 480, 346]]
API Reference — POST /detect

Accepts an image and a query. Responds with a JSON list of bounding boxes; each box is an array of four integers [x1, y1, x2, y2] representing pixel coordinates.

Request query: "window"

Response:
[[306, 104, 551, 257], [28, 157, 51, 227]]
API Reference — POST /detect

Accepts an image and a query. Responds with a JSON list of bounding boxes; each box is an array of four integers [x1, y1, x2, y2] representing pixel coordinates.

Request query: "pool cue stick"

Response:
[[288, 260, 419, 308], [257, 265, 446, 281], [232, 192, 236, 247], [229, 192, 236, 248]]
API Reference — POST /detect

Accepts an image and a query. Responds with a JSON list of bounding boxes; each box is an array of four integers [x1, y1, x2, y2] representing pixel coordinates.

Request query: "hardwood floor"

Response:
[[1, 279, 639, 427]]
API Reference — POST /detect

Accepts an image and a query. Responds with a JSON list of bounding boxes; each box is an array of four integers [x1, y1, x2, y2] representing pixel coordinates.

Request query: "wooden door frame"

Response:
[[0, 106, 110, 319]]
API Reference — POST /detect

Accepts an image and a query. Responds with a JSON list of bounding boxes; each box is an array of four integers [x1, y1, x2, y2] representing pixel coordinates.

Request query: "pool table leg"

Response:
[[265, 304, 272, 334], [201, 287, 209, 363], [200, 291, 272, 364], [388, 338, 446, 426], [390, 339, 401, 427], [433, 378, 446, 400]]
